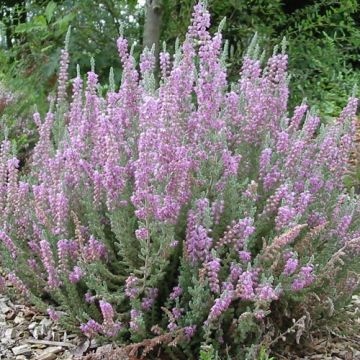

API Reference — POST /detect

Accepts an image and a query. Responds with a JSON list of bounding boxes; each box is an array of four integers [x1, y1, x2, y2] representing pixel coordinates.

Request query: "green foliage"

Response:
[[257, 347, 275, 360], [284, 0, 360, 117], [0, 0, 143, 153], [199, 344, 220, 360]]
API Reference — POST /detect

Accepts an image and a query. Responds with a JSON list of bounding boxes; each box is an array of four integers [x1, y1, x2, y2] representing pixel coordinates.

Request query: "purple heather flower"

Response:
[[0, 231, 17, 259], [135, 227, 149, 240], [229, 263, 242, 283], [172, 307, 183, 320], [125, 275, 140, 299], [187, 224, 212, 262], [169, 286, 183, 300], [254, 310, 266, 320], [57, 239, 79, 272], [259, 148, 273, 179], [276, 131, 289, 153], [83, 236, 106, 262], [85, 292, 96, 303], [221, 149, 241, 177], [80, 319, 102, 337], [27, 259, 38, 271], [336, 215, 352, 239], [47, 308, 60, 321], [99, 300, 114, 323], [283, 257, 299, 276], [236, 271, 256, 300], [289, 103, 308, 131], [291, 265, 315, 291], [303, 114, 320, 138], [216, 218, 255, 251], [40, 240, 61, 289], [167, 321, 178, 332], [130, 309, 141, 331], [206, 257, 221, 293], [206, 283, 234, 323], [238, 251, 251, 263], [211, 199, 224, 225], [68, 266, 85, 283], [0, 2, 358, 346], [275, 205, 296, 231], [159, 50, 171, 79], [256, 284, 279, 301], [56, 45, 69, 107], [7, 273, 28, 296], [184, 325, 196, 339], [99, 300, 121, 337], [140, 47, 156, 75], [141, 288, 158, 311]]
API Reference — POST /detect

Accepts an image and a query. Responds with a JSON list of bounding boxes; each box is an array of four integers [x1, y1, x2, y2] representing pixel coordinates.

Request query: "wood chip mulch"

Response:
[[0, 289, 359, 359]]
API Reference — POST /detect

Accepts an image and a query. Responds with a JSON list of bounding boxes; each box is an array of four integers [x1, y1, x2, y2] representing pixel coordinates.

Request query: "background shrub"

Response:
[[1, 0, 359, 154]]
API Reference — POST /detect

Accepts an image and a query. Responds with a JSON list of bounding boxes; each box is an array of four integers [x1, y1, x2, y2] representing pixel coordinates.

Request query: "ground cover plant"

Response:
[[0, 2, 359, 359]]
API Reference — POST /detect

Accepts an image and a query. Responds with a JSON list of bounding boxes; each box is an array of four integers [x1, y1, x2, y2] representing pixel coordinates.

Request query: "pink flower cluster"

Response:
[[80, 300, 121, 337], [0, 1, 358, 349]]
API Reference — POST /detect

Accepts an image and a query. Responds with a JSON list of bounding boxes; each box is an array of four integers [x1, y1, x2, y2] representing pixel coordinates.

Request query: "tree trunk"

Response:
[[143, 0, 163, 58]]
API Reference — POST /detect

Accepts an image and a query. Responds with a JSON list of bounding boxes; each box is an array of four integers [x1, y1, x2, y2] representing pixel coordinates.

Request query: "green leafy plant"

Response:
[[0, 2, 359, 359]]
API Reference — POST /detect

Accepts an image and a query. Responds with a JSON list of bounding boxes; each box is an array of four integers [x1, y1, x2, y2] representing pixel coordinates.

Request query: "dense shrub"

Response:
[[0, 2, 359, 358]]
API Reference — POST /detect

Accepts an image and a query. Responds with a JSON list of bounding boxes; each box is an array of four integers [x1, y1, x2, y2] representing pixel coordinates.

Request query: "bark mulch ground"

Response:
[[0, 289, 359, 359]]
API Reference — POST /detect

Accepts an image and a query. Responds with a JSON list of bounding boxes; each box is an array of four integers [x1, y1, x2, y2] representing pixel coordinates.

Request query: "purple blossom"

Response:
[[40, 240, 61, 289], [159, 50, 171, 79], [236, 271, 256, 300], [292, 265, 315, 291], [99, 300, 121, 337], [289, 103, 308, 130], [135, 227, 149, 240], [7, 273, 28, 296], [85, 292, 96, 303], [167, 321, 178, 332], [185, 199, 213, 263], [259, 148, 272, 177], [206, 283, 234, 323], [0, 231, 17, 259], [141, 288, 158, 311], [211, 199, 224, 225], [68, 266, 85, 283], [0, 2, 358, 349], [216, 218, 255, 251], [275, 205, 297, 231], [184, 325, 196, 339], [130, 309, 141, 331], [80, 319, 102, 337], [256, 284, 279, 301], [283, 257, 299, 276], [172, 307, 183, 319], [125, 275, 140, 299], [206, 257, 221, 293], [238, 251, 251, 263], [254, 310, 266, 320], [83, 236, 106, 262], [57, 239, 79, 272], [336, 215, 352, 240], [56, 42, 70, 107], [47, 308, 60, 321], [229, 263, 242, 283], [221, 149, 241, 177], [169, 286, 183, 301]]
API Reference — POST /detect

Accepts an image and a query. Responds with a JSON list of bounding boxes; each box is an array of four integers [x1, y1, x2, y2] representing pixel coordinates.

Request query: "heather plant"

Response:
[[0, 2, 359, 359]]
